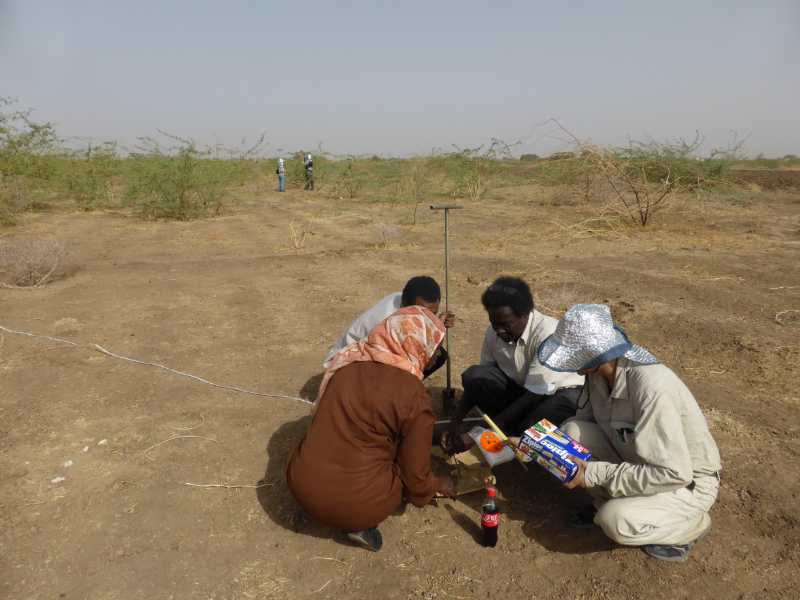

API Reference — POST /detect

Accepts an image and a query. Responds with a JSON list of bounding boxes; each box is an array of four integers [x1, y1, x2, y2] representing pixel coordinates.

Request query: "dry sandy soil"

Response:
[[1, 172, 799, 599]]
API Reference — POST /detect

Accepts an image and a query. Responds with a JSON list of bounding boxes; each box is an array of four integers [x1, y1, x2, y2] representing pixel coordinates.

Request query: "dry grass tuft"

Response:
[[227, 560, 290, 599], [289, 220, 310, 250], [551, 215, 627, 248], [372, 219, 400, 248], [703, 407, 746, 437], [0, 233, 69, 287], [535, 288, 593, 317]]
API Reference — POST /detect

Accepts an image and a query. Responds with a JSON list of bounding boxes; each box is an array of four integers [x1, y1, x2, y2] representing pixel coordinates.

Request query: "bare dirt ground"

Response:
[[734, 169, 800, 190], [1, 175, 799, 599]]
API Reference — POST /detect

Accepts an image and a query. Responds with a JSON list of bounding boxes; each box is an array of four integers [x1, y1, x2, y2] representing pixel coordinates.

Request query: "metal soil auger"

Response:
[[430, 204, 463, 416]]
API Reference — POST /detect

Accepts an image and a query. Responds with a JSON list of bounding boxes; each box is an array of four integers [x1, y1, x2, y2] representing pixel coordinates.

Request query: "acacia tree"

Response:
[[536, 120, 745, 227], [576, 134, 744, 227], [124, 131, 266, 220], [0, 98, 60, 224]]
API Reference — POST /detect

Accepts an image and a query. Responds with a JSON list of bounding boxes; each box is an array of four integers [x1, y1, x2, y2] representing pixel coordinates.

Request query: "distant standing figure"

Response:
[[302, 154, 314, 190], [277, 159, 286, 192]]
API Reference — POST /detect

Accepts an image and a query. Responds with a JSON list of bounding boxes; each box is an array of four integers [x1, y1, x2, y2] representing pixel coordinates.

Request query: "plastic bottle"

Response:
[[481, 487, 499, 547]]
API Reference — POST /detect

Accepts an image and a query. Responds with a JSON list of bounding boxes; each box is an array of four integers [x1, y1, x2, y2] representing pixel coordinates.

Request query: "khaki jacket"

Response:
[[570, 357, 722, 497]]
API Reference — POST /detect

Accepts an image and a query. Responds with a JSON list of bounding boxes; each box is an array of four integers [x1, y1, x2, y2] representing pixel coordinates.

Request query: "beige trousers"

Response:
[[562, 420, 718, 547]]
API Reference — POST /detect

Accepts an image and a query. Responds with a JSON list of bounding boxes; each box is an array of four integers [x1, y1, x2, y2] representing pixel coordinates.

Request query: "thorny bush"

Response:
[[124, 131, 265, 220], [0, 233, 68, 287]]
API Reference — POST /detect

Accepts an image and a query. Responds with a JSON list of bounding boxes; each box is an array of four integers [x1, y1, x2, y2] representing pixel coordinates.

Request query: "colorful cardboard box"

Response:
[[518, 418, 592, 482]]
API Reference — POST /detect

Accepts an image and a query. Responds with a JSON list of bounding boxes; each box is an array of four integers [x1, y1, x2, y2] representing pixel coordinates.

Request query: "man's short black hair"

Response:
[[481, 276, 534, 318], [402, 276, 441, 306]]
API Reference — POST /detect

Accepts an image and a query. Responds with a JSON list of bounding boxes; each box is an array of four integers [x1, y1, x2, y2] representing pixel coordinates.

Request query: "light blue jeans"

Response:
[[278, 174, 285, 191]]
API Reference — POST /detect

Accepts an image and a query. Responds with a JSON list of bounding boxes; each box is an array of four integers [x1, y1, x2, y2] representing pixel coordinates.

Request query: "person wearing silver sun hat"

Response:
[[277, 159, 286, 192], [537, 304, 722, 564]]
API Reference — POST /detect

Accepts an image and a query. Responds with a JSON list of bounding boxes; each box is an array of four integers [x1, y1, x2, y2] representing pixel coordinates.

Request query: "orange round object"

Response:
[[479, 431, 504, 454]]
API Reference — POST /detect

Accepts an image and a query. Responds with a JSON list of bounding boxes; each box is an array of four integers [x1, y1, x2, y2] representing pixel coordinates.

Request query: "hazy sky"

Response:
[[1, 1, 798, 158]]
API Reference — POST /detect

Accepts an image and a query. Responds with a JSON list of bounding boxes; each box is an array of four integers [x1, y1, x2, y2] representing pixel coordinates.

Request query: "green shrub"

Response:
[[330, 155, 370, 198], [443, 140, 518, 202], [579, 135, 743, 226], [0, 98, 61, 225], [60, 142, 123, 211], [285, 149, 330, 191], [612, 135, 740, 190], [535, 156, 590, 187], [124, 132, 265, 220], [737, 156, 790, 170]]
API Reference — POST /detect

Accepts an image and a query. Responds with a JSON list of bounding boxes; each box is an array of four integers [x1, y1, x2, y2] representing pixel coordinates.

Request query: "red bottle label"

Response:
[[482, 512, 499, 527]]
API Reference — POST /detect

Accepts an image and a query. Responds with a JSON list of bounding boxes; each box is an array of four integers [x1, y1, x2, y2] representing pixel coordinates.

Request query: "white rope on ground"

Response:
[[0, 324, 313, 405]]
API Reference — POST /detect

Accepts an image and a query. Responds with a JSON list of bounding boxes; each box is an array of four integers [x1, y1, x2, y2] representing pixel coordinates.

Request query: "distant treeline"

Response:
[[3, 98, 790, 226]]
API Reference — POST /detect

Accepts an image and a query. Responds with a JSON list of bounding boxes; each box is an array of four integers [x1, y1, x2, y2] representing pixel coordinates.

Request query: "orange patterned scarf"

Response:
[[311, 306, 445, 416]]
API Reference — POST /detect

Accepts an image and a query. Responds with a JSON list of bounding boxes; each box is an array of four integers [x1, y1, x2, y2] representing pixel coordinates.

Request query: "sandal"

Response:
[[347, 526, 383, 551]]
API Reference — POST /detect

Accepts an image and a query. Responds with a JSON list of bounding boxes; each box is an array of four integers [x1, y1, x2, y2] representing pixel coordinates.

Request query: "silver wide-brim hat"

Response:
[[538, 304, 659, 372]]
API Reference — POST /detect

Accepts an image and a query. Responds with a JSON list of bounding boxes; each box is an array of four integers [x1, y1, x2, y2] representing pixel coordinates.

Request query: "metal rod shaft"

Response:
[[429, 204, 462, 416], [444, 208, 451, 390]]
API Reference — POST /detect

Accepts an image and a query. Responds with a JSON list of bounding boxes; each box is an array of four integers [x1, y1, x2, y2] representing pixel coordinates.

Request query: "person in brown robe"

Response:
[[286, 306, 458, 551]]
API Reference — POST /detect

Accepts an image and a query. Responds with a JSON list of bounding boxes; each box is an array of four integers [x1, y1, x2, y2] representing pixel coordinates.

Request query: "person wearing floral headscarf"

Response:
[[286, 306, 458, 551], [530, 304, 722, 564]]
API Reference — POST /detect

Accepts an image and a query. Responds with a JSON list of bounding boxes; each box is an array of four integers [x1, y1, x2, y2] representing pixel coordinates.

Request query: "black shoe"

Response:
[[642, 516, 712, 564], [348, 527, 383, 551], [642, 542, 693, 563], [566, 503, 600, 529]]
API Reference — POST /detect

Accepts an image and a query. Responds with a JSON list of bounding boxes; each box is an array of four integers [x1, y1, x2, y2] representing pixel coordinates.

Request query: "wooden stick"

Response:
[[143, 435, 219, 460], [312, 556, 347, 565], [183, 482, 273, 489]]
